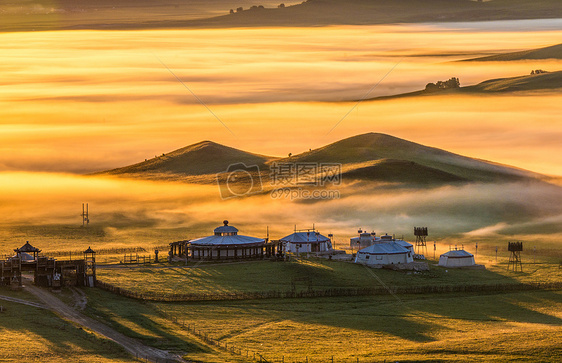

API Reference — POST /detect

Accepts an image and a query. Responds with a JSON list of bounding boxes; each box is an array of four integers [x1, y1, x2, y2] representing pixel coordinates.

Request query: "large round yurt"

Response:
[[187, 220, 266, 260], [438, 249, 475, 268], [354, 241, 413, 266], [280, 230, 332, 254]]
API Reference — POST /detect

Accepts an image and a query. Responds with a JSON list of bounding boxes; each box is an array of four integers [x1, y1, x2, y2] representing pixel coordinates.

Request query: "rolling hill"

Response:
[[98, 133, 543, 187], [463, 43, 562, 62], [2, 0, 561, 31], [181, 0, 562, 29], [365, 71, 562, 101], [102, 141, 272, 178]]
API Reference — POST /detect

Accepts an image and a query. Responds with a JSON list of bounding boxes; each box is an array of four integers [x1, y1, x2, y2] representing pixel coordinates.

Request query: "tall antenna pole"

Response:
[[81, 203, 89, 227]]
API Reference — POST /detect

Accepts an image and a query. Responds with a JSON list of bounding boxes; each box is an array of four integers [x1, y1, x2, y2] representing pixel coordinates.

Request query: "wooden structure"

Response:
[[414, 226, 428, 256], [508, 241, 523, 272], [169, 221, 278, 261], [0, 242, 96, 287]]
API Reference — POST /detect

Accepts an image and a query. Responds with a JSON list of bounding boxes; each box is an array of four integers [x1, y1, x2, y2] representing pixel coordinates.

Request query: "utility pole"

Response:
[[81, 203, 89, 227]]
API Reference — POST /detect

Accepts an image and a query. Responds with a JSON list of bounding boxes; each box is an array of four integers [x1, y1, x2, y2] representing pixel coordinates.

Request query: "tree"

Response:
[[230, 9, 234, 14], [425, 77, 460, 92], [278, 3, 285, 8]]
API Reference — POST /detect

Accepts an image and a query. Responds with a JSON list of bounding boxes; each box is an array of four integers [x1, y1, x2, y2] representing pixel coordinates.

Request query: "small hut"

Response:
[[438, 249, 475, 268], [187, 220, 266, 260], [280, 229, 333, 254], [355, 242, 413, 266]]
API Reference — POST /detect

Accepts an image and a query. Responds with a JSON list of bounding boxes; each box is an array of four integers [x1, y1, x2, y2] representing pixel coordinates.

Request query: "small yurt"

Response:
[[188, 220, 265, 260], [281, 230, 332, 254], [350, 229, 376, 250], [438, 249, 475, 268], [355, 241, 413, 266]]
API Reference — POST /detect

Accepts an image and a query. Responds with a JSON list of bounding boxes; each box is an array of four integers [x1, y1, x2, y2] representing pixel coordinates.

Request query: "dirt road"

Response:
[[23, 282, 185, 363]]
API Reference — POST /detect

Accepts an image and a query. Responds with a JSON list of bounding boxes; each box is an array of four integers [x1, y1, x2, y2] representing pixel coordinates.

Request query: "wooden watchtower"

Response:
[[508, 241, 523, 272], [414, 227, 428, 256]]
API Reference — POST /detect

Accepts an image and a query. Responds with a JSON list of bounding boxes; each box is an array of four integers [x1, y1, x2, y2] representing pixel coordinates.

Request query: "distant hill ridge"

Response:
[[463, 43, 562, 62], [98, 132, 542, 186], [103, 140, 272, 177], [364, 71, 562, 101]]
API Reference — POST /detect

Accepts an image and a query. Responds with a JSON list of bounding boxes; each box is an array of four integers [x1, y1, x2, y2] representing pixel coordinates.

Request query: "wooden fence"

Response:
[[158, 311, 373, 363], [95, 280, 562, 303]]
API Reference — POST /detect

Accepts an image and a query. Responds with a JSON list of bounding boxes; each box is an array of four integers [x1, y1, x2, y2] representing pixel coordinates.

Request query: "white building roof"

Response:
[[280, 231, 330, 243], [394, 239, 413, 249], [440, 249, 473, 258], [357, 242, 410, 255], [190, 221, 264, 246]]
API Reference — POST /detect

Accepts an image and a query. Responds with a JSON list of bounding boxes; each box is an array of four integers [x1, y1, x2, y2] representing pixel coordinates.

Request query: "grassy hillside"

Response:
[[0, 289, 134, 362], [157, 290, 562, 362], [101, 141, 272, 178], [464, 71, 562, 92], [2, 0, 561, 31], [0, 0, 297, 32], [96, 256, 562, 297], [464, 43, 562, 62], [368, 71, 562, 100], [100, 132, 543, 186], [183, 0, 562, 29], [280, 133, 539, 182]]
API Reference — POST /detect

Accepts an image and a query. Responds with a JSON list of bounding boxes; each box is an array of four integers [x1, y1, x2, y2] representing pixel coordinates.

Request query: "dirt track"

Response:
[[22, 281, 185, 363]]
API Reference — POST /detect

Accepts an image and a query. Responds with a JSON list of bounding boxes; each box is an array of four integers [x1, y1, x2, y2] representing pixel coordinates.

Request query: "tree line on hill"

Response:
[[425, 77, 460, 92]]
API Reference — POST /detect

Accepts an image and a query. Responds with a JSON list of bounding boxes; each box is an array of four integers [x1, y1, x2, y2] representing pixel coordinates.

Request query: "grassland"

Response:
[[95, 257, 562, 297], [154, 290, 562, 362], [0, 289, 134, 362], [1, 244, 560, 362]]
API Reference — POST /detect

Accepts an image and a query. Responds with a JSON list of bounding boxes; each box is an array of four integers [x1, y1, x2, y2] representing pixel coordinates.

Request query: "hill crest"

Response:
[[99, 132, 542, 185]]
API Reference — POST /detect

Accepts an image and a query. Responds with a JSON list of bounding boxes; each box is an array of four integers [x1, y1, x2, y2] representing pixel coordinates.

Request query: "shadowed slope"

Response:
[[2, 0, 561, 31], [182, 0, 562, 29], [102, 141, 272, 177], [100, 133, 544, 186], [280, 133, 540, 182], [463, 43, 562, 62]]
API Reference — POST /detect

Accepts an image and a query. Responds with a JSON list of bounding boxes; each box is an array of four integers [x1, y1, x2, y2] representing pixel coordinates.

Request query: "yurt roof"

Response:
[[214, 220, 239, 234], [190, 234, 264, 246], [394, 239, 413, 248], [280, 231, 330, 243], [190, 221, 263, 246], [441, 249, 473, 258], [358, 242, 410, 255]]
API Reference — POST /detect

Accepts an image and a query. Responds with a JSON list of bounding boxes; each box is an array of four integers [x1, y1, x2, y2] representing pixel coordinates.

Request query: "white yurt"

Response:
[[280, 230, 333, 254], [187, 220, 266, 260], [350, 229, 377, 250], [438, 249, 475, 268], [355, 241, 413, 266]]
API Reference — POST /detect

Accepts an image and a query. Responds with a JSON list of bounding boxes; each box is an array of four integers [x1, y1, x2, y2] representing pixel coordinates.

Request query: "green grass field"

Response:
[[0, 289, 134, 362], [95, 254, 562, 297], [153, 290, 562, 362]]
